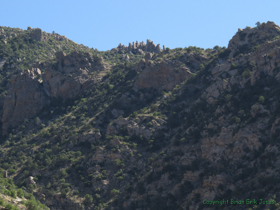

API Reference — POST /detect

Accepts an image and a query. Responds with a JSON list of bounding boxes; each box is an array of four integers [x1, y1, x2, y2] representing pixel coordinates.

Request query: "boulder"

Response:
[[26, 176, 36, 186], [144, 52, 153, 61]]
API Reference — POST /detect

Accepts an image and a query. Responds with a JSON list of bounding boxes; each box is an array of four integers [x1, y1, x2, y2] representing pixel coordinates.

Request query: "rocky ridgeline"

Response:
[[0, 26, 70, 44], [0, 26, 22, 44], [228, 21, 280, 57], [111, 39, 165, 55], [2, 21, 280, 209], [27, 26, 68, 42], [203, 22, 280, 104]]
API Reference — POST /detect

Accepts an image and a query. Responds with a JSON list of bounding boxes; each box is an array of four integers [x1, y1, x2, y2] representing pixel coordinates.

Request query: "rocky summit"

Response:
[[1, 22, 280, 210]]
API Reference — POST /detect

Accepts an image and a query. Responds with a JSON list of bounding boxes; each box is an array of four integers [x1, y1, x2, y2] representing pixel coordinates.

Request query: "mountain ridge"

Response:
[[0, 21, 280, 210]]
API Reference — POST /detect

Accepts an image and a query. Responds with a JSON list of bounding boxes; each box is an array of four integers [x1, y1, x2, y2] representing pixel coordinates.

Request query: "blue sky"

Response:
[[1, 1, 279, 51]]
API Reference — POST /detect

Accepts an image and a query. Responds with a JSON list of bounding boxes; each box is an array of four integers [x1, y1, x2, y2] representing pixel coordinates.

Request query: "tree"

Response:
[[111, 189, 120, 196], [17, 189, 24, 198], [26, 199, 38, 210], [256, 22, 261, 28], [84, 194, 93, 204], [213, 45, 222, 53], [258, 96, 265, 104]]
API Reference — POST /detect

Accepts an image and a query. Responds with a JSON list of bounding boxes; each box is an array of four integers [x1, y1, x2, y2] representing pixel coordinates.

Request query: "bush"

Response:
[[26, 199, 38, 210], [84, 194, 93, 204], [258, 96, 265, 104], [8, 169, 16, 175], [10, 190, 16, 198], [3, 189, 11, 196], [230, 63, 236, 69], [17, 189, 24, 198], [5, 203, 17, 210], [242, 69, 251, 78], [111, 189, 120, 195]]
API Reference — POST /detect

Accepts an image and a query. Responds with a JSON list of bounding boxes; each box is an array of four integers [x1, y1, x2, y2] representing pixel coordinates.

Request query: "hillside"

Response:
[[1, 22, 280, 210]]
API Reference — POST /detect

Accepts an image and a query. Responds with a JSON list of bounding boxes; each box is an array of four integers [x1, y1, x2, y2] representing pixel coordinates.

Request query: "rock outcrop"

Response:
[[26, 176, 36, 186], [30, 28, 43, 41], [202, 22, 280, 104], [43, 51, 103, 100], [2, 51, 106, 134], [228, 21, 280, 58], [112, 39, 162, 54], [134, 60, 192, 91], [201, 126, 262, 161], [2, 68, 50, 135]]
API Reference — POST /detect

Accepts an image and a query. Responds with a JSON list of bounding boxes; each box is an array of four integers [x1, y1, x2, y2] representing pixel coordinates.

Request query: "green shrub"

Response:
[[10, 190, 16, 198], [230, 63, 236, 69], [242, 69, 251, 78], [8, 169, 16, 175], [17, 189, 24, 198], [258, 96, 265, 104], [26, 199, 38, 210], [3, 189, 11, 196], [111, 189, 119, 195], [84, 194, 93, 204], [5, 203, 16, 210]]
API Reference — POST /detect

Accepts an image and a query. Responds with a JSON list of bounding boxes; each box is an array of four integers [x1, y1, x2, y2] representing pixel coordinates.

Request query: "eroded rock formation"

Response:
[[112, 39, 162, 54]]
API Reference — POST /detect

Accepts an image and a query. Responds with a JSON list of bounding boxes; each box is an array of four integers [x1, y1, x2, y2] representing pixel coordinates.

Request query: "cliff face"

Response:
[[134, 59, 192, 91], [2, 22, 280, 210], [2, 69, 50, 135], [1, 50, 106, 134], [42, 51, 102, 100]]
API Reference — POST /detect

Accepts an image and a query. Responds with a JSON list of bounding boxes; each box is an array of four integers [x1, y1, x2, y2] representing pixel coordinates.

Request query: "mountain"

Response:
[[0, 21, 280, 210]]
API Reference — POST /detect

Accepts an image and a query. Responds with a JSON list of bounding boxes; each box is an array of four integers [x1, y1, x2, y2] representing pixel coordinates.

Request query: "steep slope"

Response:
[[1, 22, 280, 210]]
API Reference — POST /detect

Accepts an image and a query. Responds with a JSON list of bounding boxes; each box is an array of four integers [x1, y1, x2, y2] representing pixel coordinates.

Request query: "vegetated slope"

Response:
[[1, 22, 280, 210], [0, 168, 48, 210]]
